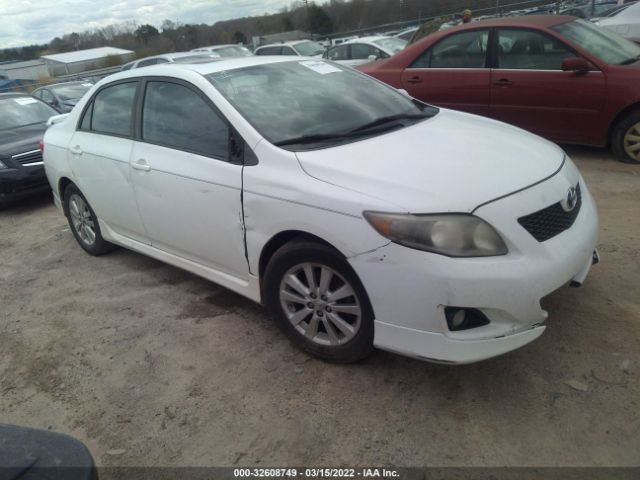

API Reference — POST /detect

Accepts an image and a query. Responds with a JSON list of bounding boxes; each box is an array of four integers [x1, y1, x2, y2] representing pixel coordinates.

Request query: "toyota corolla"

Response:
[[42, 57, 599, 363]]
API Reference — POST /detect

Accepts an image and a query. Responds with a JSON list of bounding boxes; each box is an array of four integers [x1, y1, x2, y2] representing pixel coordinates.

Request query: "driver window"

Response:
[[498, 29, 577, 70]]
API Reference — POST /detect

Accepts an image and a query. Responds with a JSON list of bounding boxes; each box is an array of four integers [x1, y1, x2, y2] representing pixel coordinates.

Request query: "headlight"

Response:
[[363, 212, 508, 257], [0, 160, 7, 170]]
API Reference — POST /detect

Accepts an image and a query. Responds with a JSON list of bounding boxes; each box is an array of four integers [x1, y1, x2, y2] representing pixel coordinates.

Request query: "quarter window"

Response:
[[137, 58, 158, 67], [142, 81, 228, 159], [91, 82, 137, 137], [497, 29, 576, 70], [411, 29, 489, 68]]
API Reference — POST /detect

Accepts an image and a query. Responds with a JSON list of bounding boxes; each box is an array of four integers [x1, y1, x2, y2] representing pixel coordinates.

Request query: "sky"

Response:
[[0, 0, 295, 48]]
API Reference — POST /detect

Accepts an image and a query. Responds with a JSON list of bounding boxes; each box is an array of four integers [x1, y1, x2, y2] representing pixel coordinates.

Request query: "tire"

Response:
[[612, 109, 640, 164], [263, 239, 374, 363], [63, 184, 116, 256]]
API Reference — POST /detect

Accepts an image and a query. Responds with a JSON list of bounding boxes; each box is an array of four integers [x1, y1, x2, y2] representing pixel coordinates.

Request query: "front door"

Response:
[[489, 28, 606, 143], [400, 28, 491, 116], [129, 79, 247, 277]]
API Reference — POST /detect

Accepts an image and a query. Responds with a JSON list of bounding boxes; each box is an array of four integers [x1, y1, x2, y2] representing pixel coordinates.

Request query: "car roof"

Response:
[[460, 14, 576, 28], [105, 56, 312, 83], [345, 36, 390, 43], [41, 80, 92, 89], [257, 40, 314, 48]]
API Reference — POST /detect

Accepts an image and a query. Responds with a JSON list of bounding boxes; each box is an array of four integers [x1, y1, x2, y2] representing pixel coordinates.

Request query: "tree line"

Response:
[[0, 0, 535, 62]]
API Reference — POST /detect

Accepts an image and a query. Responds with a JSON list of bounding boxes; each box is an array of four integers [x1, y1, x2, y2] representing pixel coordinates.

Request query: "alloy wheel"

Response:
[[279, 262, 362, 346], [69, 194, 96, 246], [623, 121, 640, 162]]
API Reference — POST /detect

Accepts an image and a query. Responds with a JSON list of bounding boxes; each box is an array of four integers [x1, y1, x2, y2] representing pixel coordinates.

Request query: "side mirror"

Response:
[[367, 54, 378, 61], [561, 57, 590, 74], [397, 88, 411, 97]]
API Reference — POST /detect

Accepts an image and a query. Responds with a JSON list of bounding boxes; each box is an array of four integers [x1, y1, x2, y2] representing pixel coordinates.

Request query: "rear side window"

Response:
[[142, 81, 228, 159], [256, 46, 281, 55], [90, 82, 137, 137], [351, 44, 380, 60], [137, 58, 158, 67], [411, 29, 489, 68], [327, 45, 349, 61]]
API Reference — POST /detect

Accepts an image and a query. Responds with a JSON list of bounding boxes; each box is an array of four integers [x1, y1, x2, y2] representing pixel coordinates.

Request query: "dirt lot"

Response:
[[0, 146, 638, 467]]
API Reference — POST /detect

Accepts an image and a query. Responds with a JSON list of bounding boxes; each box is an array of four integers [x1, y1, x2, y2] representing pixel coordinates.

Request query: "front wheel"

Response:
[[612, 110, 640, 164], [64, 184, 116, 256], [263, 239, 374, 363]]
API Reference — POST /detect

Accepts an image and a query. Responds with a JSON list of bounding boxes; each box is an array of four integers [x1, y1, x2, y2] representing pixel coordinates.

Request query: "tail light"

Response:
[[39, 140, 44, 154]]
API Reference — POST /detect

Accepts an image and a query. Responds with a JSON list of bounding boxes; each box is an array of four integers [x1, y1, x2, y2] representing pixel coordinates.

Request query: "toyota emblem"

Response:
[[562, 187, 578, 212]]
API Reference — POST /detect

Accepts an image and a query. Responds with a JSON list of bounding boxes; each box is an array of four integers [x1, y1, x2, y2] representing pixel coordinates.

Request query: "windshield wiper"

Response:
[[274, 132, 365, 147], [274, 111, 434, 148], [620, 54, 640, 65], [348, 112, 431, 134]]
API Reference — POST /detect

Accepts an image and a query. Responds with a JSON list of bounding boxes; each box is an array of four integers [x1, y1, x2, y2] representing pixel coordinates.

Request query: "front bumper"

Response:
[[349, 162, 598, 364], [0, 167, 50, 206]]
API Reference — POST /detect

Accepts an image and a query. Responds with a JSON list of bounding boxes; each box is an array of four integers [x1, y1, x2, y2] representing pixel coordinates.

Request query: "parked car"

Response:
[[590, 1, 637, 22], [0, 93, 58, 205], [120, 52, 220, 70], [359, 15, 640, 163], [191, 44, 253, 57], [595, 1, 640, 42], [32, 80, 93, 113], [323, 36, 407, 67], [254, 40, 325, 57], [43, 57, 598, 364]]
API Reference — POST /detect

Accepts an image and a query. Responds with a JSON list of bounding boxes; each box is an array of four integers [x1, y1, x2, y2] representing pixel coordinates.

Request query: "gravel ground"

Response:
[[0, 146, 638, 467]]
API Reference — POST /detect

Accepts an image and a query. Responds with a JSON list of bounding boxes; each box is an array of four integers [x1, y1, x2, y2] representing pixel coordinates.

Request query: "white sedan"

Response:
[[323, 36, 407, 66], [43, 57, 599, 364]]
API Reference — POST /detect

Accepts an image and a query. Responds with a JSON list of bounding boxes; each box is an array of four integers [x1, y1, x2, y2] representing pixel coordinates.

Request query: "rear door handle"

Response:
[[406, 76, 423, 84], [70, 145, 83, 156], [132, 158, 151, 172], [493, 78, 513, 86]]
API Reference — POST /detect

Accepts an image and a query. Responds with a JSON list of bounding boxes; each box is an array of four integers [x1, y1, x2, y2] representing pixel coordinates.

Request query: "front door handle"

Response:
[[493, 78, 513, 86], [70, 145, 83, 156], [132, 159, 151, 172], [406, 76, 423, 84]]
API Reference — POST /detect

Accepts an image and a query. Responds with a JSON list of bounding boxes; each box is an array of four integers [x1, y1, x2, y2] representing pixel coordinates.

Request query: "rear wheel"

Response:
[[612, 110, 640, 164], [263, 239, 374, 363], [64, 184, 116, 256]]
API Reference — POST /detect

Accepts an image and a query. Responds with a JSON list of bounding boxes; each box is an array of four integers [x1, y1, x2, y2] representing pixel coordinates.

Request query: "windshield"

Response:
[[216, 46, 253, 57], [207, 60, 436, 149], [51, 82, 92, 101], [552, 19, 640, 64], [373, 37, 407, 53], [294, 41, 325, 56], [0, 97, 57, 130]]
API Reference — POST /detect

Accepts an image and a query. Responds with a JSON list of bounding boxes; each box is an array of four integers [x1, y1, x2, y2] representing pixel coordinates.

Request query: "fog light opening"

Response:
[[445, 307, 490, 331]]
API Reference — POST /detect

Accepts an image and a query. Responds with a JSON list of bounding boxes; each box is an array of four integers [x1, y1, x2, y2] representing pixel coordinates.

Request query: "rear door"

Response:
[[129, 78, 247, 277], [400, 28, 491, 116], [68, 80, 149, 244], [489, 28, 606, 142]]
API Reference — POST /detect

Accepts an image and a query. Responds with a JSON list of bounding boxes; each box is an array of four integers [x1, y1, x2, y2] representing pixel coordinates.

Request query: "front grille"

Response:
[[11, 150, 42, 166], [518, 183, 582, 242]]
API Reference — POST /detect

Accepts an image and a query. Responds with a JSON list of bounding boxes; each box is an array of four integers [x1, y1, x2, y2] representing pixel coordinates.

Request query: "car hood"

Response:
[[295, 109, 565, 213], [0, 123, 47, 158]]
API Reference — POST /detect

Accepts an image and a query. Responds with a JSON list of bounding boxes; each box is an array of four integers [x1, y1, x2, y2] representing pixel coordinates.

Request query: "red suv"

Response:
[[359, 16, 640, 163]]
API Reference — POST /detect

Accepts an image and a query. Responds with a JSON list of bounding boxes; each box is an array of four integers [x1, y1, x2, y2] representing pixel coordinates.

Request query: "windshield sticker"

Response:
[[299, 60, 342, 74], [14, 97, 38, 105]]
